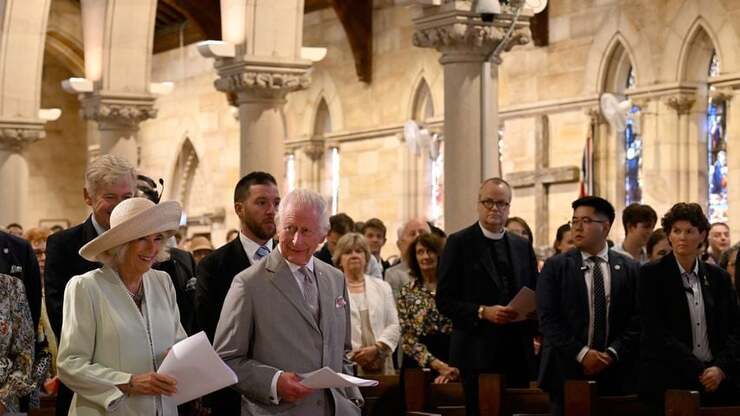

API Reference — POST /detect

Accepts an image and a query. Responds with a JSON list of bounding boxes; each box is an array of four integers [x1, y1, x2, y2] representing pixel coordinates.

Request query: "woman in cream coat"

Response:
[[332, 233, 400, 375], [57, 198, 186, 416]]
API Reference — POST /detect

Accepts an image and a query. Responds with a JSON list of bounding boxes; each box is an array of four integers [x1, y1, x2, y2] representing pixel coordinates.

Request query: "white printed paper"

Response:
[[507, 287, 536, 322], [158, 331, 238, 405], [299, 367, 379, 389]]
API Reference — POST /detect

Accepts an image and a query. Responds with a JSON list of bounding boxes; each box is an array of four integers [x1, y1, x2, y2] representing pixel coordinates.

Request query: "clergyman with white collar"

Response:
[[436, 177, 538, 416]]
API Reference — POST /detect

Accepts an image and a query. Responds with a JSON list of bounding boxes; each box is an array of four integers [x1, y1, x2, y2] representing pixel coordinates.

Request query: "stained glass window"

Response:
[[627, 66, 636, 89], [329, 147, 340, 215], [624, 105, 642, 205], [285, 152, 296, 192], [707, 50, 727, 223], [430, 140, 444, 229]]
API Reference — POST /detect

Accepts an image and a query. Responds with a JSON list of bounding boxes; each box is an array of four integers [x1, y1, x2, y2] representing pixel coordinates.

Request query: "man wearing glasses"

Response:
[[536, 196, 640, 416], [436, 178, 538, 416]]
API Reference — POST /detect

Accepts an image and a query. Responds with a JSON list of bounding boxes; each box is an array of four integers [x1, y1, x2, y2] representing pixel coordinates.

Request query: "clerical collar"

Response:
[[90, 214, 106, 236], [478, 222, 505, 240]]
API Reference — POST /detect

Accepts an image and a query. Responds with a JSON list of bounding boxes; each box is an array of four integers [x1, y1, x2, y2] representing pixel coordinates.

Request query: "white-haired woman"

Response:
[[332, 233, 400, 375], [57, 198, 186, 416]]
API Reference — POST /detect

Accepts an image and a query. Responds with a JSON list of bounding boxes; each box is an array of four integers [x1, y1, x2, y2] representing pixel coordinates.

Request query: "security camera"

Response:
[[475, 0, 501, 22]]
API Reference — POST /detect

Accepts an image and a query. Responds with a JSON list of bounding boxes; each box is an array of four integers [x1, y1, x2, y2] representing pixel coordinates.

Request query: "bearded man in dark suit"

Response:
[[196, 171, 280, 415]]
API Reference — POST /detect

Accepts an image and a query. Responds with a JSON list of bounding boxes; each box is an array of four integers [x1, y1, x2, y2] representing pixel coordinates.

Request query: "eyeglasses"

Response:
[[569, 217, 607, 227], [479, 199, 510, 210]]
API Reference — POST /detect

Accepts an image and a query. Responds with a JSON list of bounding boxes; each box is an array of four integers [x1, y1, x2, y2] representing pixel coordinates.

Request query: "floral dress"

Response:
[[397, 279, 453, 368], [0, 273, 36, 412]]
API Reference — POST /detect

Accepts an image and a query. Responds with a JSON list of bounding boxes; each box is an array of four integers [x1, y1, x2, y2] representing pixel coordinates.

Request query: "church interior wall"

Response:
[[19, 0, 740, 249]]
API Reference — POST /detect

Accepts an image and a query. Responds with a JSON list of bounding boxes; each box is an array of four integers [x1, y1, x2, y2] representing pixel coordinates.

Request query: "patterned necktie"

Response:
[[589, 256, 607, 351], [255, 245, 270, 260], [299, 267, 320, 323]]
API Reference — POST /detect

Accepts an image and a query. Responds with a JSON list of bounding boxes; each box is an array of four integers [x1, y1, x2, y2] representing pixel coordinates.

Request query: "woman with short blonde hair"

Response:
[[333, 233, 399, 375]]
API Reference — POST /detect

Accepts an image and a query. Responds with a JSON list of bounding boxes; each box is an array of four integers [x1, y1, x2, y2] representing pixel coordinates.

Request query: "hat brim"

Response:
[[79, 201, 182, 262]]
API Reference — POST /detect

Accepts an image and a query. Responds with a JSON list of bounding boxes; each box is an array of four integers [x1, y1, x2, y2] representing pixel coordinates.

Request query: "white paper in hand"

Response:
[[158, 331, 238, 405], [507, 287, 536, 322], [299, 367, 379, 389]]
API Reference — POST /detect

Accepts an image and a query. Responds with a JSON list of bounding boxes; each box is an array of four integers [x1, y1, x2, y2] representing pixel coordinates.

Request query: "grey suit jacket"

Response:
[[214, 249, 362, 416]]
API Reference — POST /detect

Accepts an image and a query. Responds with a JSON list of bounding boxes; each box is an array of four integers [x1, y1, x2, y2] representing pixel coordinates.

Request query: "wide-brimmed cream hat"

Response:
[[79, 197, 182, 262]]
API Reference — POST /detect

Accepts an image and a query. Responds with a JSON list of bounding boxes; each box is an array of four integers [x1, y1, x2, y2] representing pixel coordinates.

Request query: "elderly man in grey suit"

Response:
[[385, 218, 431, 300], [214, 189, 362, 416]]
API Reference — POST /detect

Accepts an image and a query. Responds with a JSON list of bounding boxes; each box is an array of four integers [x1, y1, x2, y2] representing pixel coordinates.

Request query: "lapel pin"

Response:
[[2, 248, 7, 254], [614, 264, 621, 271], [580, 266, 588, 271]]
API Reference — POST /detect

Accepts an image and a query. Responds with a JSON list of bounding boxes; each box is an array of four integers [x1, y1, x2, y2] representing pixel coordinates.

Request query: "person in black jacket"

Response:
[[138, 174, 200, 336], [435, 178, 538, 416], [196, 171, 280, 416], [44, 154, 136, 416], [537, 196, 640, 416], [0, 230, 41, 332], [639, 203, 740, 412]]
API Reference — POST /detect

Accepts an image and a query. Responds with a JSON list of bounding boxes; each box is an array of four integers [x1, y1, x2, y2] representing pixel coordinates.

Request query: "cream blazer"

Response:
[[57, 266, 186, 416], [349, 274, 400, 374]]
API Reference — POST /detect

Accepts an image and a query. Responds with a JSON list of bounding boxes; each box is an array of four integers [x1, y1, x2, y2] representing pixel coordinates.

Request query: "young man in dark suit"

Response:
[[196, 171, 280, 415], [639, 203, 740, 412], [537, 196, 640, 416], [44, 154, 136, 416], [436, 177, 538, 416]]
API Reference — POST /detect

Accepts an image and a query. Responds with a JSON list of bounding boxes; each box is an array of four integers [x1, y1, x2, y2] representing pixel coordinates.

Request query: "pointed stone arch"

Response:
[[293, 69, 344, 138], [582, 9, 655, 94], [410, 77, 435, 123], [599, 35, 636, 94], [661, 1, 740, 82], [678, 18, 721, 83], [170, 138, 199, 209]]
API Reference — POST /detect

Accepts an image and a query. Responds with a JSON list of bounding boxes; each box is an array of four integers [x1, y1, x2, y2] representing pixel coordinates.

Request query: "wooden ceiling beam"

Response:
[[331, 0, 372, 83]]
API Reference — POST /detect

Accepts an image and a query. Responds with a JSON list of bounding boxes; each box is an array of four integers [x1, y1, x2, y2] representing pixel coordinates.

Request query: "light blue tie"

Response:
[[255, 245, 270, 260]]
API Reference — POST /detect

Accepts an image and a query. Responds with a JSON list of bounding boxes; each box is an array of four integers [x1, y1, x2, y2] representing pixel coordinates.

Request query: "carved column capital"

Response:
[[664, 94, 696, 115], [0, 119, 46, 152], [709, 88, 734, 105], [583, 106, 605, 125], [214, 59, 312, 103], [412, 6, 532, 64], [303, 139, 325, 162], [80, 92, 158, 130]]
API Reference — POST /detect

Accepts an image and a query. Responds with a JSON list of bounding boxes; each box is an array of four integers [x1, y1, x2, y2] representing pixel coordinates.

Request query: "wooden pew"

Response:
[[28, 393, 56, 416], [405, 368, 466, 416], [359, 373, 402, 416], [478, 374, 550, 416], [564, 380, 649, 416], [664, 390, 740, 416]]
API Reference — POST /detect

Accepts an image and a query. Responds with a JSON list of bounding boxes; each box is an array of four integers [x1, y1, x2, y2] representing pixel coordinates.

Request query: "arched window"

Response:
[[410, 78, 443, 227], [624, 65, 643, 204], [706, 49, 727, 222], [171, 138, 209, 223], [600, 39, 640, 206]]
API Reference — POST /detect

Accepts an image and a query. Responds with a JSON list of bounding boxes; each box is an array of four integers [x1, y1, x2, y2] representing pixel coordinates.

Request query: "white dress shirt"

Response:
[[268, 246, 317, 404], [576, 244, 614, 362], [676, 258, 712, 362], [90, 214, 105, 236], [239, 232, 273, 263]]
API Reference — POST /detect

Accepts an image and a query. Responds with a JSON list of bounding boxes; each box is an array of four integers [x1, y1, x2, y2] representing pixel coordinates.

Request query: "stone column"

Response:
[[664, 94, 696, 202], [412, 2, 532, 233], [302, 139, 325, 193], [0, 120, 45, 226], [213, 60, 311, 177], [80, 93, 157, 164]]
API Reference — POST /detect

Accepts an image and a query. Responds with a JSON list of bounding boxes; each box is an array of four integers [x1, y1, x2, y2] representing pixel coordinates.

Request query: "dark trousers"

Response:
[[641, 380, 740, 416], [56, 382, 74, 416]]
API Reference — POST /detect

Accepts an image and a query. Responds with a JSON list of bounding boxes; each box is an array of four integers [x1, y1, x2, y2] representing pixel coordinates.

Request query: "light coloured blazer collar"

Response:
[[265, 249, 329, 336]]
